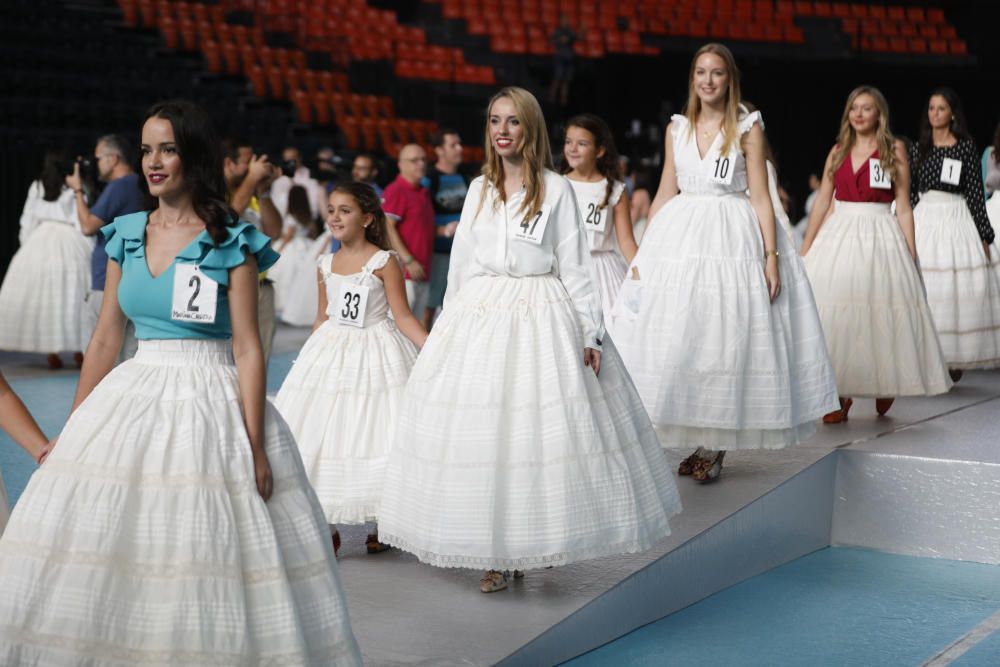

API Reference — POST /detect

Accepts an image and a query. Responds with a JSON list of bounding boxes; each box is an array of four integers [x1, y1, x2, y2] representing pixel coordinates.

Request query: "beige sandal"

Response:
[[479, 570, 509, 593]]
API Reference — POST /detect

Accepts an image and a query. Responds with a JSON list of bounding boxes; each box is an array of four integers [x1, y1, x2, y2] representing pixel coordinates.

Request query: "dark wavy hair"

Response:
[[40, 149, 69, 201], [993, 119, 1000, 166], [559, 113, 622, 210], [332, 181, 390, 250], [139, 100, 237, 245], [917, 87, 971, 159]]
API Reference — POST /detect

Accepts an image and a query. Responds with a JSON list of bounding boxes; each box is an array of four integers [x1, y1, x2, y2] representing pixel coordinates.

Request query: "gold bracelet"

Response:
[[764, 249, 780, 259]]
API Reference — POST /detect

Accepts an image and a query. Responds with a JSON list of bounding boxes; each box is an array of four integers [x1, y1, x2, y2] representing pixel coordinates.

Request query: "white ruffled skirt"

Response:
[[803, 201, 952, 397], [271, 235, 326, 327], [988, 191, 1000, 229], [378, 275, 681, 571], [914, 191, 1000, 369], [612, 193, 838, 450], [0, 222, 92, 353], [591, 249, 628, 325], [275, 318, 417, 525], [0, 339, 361, 666]]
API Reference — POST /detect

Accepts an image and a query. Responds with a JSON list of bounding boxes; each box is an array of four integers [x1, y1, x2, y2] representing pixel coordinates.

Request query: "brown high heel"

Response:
[[875, 398, 895, 416], [823, 397, 853, 424], [949, 369, 964, 383]]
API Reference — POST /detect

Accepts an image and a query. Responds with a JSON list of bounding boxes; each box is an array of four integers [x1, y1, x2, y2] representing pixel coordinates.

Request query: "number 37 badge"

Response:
[[171, 263, 218, 323]]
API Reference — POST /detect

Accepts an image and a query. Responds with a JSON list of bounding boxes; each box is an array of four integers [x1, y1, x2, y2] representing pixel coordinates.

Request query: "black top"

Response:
[[909, 138, 993, 243]]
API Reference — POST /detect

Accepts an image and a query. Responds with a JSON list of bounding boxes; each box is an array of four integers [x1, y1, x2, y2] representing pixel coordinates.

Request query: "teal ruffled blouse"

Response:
[[102, 211, 279, 340]]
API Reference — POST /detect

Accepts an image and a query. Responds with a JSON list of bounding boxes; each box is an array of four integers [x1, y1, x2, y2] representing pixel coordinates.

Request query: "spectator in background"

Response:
[[549, 14, 576, 107], [383, 144, 435, 316], [315, 146, 339, 194], [68, 133, 144, 358], [421, 129, 468, 330], [351, 153, 383, 197], [271, 145, 324, 220], [222, 137, 282, 362]]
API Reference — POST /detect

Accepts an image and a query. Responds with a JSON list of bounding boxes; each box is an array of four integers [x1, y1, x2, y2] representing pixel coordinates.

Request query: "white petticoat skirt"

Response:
[[591, 249, 628, 325], [0, 222, 92, 353], [271, 236, 323, 327], [0, 339, 361, 666], [378, 274, 681, 571], [988, 191, 1000, 229], [275, 318, 417, 524], [612, 193, 839, 450], [803, 201, 952, 397], [914, 190, 1000, 369]]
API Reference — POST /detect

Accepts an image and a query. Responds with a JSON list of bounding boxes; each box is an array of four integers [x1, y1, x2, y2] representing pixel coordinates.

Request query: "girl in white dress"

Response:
[[0, 151, 93, 369], [561, 114, 637, 322], [0, 371, 48, 535], [272, 185, 327, 326], [800, 86, 951, 422], [275, 182, 427, 555], [378, 87, 681, 593], [909, 88, 1000, 379], [612, 44, 838, 482]]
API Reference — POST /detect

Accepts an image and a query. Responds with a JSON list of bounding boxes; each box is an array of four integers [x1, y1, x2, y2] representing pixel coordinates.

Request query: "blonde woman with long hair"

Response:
[[378, 87, 681, 593], [612, 44, 837, 483], [800, 86, 951, 422]]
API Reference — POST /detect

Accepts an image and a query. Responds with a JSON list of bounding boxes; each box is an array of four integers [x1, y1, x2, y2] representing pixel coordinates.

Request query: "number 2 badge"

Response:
[[171, 263, 218, 323]]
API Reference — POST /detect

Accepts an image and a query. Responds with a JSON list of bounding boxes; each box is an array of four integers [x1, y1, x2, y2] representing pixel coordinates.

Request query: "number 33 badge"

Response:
[[172, 263, 218, 323], [336, 282, 370, 328]]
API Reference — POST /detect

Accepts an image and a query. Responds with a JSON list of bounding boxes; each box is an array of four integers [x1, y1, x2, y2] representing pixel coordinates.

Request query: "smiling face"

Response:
[[563, 125, 603, 172], [848, 93, 880, 134], [927, 94, 954, 131], [141, 116, 184, 200], [488, 96, 525, 160], [326, 191, 371, 242], [692, 52, 729, 107]]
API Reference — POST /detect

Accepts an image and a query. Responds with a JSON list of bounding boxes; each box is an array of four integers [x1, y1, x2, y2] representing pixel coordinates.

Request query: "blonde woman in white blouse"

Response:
[[378, 87, 681, 594]]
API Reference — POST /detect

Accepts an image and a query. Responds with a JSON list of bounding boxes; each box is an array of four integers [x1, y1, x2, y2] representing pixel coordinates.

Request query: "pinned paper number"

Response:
[[336, 282, 369, 328], [940, 158, 962, 186], [708, 155, 735, 185], [171, 264, 218, 323], [583, 199, 608, 234], [869, 158, 891, 190], [512, 204, 551, 245]]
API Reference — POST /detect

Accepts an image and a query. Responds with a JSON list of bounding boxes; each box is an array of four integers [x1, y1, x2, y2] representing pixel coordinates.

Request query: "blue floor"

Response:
[[1, 351, 298, 508], [565, 547, 1000, 667]]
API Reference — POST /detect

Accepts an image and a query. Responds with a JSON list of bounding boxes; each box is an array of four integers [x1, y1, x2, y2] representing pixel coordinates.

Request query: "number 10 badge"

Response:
[[171, 263, 218, 323]]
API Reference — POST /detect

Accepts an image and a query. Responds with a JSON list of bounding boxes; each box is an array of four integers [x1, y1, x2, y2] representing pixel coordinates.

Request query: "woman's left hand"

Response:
[[765, 255, 781, 302], [584, 347, 602, 376], [253, 451, 274, 501], [37, 435, 58, 465], [984, 240, 992, 262]]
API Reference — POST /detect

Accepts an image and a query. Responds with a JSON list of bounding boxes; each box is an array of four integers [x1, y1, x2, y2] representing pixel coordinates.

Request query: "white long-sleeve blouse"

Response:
[[445, 169, 605, 349]]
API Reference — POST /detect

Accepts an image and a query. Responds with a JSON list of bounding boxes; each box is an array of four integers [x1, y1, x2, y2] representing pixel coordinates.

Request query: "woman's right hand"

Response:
[[37, 435, 58, 465], [253, 451, 274, 501]]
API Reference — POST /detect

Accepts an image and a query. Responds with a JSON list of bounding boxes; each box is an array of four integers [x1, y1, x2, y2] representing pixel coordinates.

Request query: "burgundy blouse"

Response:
[[834, 150, 895, 204]]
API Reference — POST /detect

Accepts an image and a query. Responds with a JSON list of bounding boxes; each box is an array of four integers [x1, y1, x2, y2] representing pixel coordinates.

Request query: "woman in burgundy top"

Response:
[[800, 86, 951, 423]]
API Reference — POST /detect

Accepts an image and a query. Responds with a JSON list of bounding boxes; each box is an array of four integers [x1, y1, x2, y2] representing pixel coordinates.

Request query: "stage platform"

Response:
[[3, 325, 1000, 666]]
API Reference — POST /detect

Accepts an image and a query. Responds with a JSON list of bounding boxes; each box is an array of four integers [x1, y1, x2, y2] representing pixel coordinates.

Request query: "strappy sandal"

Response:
[[875, 398, 894, 416], [366, 533, 390, 554], [823, 398, 853, 424], [678, 447, 707, 476], [480, 570, 509, 593], [692, 451, 725, 484], [511, 570, 524, 579], [949, 369, 964, 383]]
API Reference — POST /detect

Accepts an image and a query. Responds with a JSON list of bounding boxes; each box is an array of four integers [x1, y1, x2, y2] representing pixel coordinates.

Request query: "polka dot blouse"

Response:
[[909, 138, 994, 243]]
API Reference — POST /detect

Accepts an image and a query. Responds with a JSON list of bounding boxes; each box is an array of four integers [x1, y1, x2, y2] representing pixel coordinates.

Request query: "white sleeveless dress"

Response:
[[275, 249, 418, 524], [274, 230, 333, 326], [612, 112, 838, 450], [567, 178, 628, 322]]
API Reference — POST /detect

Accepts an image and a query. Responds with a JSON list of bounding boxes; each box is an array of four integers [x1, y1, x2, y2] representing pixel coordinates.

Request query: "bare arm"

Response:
[[312, 267, 329, 332], [229, 255, 273, 501], [231, 156, 282, 240], [612, 192, 637, 264], [892, 139, 918, 261], [0, 372, 48, 462], [800, 148, 838, 255], [71, 261, 128, 412], [385, 216, 426, 280], [65, 163, 106, 235], [257, 196, 282, 241], [743, 124, 780, 301], [648, 122, 679, 220], [379, 258, 428, 348]]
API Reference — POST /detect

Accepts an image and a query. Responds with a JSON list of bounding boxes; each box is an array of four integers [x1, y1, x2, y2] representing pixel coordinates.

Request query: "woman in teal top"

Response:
[[0, 100, 362, 666]]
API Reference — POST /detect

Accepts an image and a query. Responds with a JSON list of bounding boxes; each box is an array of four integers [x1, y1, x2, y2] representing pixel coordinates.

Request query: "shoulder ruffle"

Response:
[[365, 249, 398, 273], [738, 110, 764, 136], [179, 221, 279, 285], [609, 180, 627, 207], [101, 211, 149, 264], [316, 252, 334, 276]]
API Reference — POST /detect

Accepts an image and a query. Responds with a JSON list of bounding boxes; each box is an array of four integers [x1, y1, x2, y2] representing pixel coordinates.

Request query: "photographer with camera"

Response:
[[0, 150, 95, 368], [66, 134, 144, 357]]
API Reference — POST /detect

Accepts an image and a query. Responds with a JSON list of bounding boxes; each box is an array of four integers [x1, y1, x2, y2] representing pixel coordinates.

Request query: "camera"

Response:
[[57, 156, 97, 182]]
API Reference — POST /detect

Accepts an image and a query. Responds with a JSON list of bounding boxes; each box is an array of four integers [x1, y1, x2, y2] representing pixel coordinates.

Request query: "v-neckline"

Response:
[[849, 149, 879, 177], [695, 130, 721, 162], [142, 214, 207, 280]]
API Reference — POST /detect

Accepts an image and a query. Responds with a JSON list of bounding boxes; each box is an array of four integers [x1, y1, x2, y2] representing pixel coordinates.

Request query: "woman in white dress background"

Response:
[[800, 86, 951, 422], [560, 113, 637, 323], [0, 150, 93, 369], [276, 182, 427, 556], [612, 43, 838, 482], [378, 86, 681, 593], [271, 184, 329, 326]]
